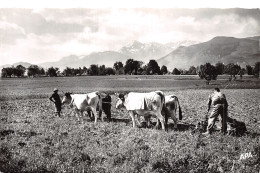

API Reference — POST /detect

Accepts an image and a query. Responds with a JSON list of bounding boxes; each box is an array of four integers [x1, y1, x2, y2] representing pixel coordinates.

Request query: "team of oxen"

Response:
[[61, 91, 182, 130]]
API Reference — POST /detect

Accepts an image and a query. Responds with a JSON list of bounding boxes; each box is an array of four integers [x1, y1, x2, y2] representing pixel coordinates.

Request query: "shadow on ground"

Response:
[[136, 121, 196, 132], [167, 123, 196, 131], [110, 118, 131, 124]]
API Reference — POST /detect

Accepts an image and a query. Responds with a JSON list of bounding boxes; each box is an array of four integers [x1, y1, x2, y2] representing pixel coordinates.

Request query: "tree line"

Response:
[[1, 65, 58, 78], [1, 59, 260, 80]]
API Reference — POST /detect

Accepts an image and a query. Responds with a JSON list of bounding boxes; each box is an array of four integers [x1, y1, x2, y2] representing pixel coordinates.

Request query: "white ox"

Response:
[[163, 95, 182, 129], [61, 91, 101, 123], [115, 91, 166, 130]]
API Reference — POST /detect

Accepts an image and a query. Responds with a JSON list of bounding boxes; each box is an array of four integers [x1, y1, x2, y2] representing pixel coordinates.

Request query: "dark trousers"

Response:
[[55, 102, 61, 114]]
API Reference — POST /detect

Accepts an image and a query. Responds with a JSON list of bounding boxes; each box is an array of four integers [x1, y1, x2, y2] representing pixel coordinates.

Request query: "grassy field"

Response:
[[0, 76, 260, 173]]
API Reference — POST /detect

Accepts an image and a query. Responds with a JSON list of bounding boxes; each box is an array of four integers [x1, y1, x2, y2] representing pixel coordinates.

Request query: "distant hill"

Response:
[[245, 36, 260, 41], [157, 36, 260, 69], [0, 61, 33, 70], [39, 51, 130, 70]]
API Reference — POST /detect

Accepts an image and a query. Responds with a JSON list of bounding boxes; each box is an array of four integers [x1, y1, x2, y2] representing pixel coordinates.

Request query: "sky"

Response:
[[0, 0, 260, 66]]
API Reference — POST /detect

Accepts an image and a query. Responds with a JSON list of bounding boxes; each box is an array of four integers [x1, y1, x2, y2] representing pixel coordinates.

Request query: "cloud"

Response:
[[0, 8, 260, 66], [0, 21, 26, 44], [134, 8, 260, 42], [0, 33, 68, 65], [0, 9, 85, 36]]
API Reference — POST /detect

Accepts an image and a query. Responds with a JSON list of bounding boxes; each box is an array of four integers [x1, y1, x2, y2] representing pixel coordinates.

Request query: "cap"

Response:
[[53, 88, 58, 92]]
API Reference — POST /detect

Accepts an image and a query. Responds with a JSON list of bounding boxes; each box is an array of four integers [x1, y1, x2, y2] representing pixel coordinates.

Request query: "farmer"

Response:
[[49, 88, 61, 117], [202, 88, 232, 135]]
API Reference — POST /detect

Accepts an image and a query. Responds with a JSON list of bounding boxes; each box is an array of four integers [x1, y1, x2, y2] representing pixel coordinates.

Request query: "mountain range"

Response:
[[118, 40, 198, 63], [0, 62, 33, 69], [1, 36, 259, 70], [30, 40, 197, 70], [158, 36, 260, 69], [39, 51, 130, 69]]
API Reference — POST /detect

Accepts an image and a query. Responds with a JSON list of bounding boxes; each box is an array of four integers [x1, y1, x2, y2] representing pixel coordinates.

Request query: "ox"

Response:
[[115, 91, 166, 130], [163, 95, 182, 129], [140, 95, 183, 129], [62, 91, 101, 123]]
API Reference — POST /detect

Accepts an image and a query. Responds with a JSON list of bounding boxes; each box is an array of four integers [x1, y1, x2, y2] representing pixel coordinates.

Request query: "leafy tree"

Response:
[[141, 65, 148, 75], [224, 63, 241, 80], [73, 68, 79, 76], [124, 59, 135, 75], [124, 59, 143, 75], [172, 68, 181, 75], [198, 63, 218, 85], [179, 69, 188, 75], [27, 65, 40, 77], [105, 67, 115, 75], [63, 67, 73, 76], [88, 64, 99, 76], [254, 62, 260, 77], [39, 68, 46, 76], [132, 60, 143, 75], [246, 65, 253, 75], [13, 65, 26, 77], [161, 65, 168, 75], [1, 67, 14, 78], [46, 67, 59, 77], [113, 61, 124, 71], [82, 66, 88, 75], [215, 62, 225, 75], [1, 68, 7, 78], [76, 67, 82, 76], [99, 65, 106, 75], [117, 67, 125, 75], [188, 66, 197, 75], [137, 66, 145, 75], [146, 60, 161, 75], [63, 67, 85, 76]]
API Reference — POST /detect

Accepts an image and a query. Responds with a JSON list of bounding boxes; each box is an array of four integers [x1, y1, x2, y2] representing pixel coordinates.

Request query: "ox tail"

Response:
[[172, 96, 182, 120]]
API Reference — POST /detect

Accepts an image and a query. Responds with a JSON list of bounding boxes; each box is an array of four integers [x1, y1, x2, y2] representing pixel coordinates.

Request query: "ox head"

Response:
[[62, 92, 72, 104], [115, 93, 125, 109]]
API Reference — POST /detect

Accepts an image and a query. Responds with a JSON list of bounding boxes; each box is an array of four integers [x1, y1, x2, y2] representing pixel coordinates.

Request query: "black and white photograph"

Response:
[[0, 0, 259, 172]]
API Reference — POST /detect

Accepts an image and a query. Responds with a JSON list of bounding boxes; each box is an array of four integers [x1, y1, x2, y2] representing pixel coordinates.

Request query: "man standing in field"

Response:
[[203, 88, 231, 135], [49, 88, 61, 117]]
